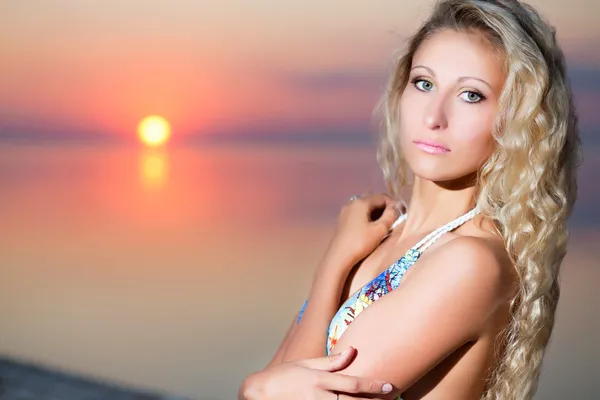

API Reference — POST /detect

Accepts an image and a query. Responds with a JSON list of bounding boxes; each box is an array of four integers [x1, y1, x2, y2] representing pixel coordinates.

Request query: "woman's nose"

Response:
[[423, 95, 449, 131]]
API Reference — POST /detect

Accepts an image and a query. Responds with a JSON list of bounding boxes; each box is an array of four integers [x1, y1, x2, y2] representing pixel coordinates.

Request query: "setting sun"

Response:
[[137, 115, 171, 146]]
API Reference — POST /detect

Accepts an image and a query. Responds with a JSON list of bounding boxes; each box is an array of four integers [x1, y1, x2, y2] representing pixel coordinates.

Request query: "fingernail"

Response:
[[382, 383, 393, 393], [341, 347, 353, 356]]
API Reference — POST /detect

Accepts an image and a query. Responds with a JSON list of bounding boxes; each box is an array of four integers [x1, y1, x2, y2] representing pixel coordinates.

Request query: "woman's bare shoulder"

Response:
[[424, 218, 516, 302]]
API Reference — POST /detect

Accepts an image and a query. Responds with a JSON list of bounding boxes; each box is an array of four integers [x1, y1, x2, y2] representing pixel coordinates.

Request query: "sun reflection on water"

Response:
[[139, 148, 169, 190]]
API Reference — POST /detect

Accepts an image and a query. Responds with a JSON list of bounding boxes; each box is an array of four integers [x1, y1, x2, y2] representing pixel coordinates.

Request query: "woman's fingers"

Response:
[[294, 347, 356, 371], [364, 193, 391, 209], [316, 371, 394, 395], [377, 202, 401, 230], [358, 193, 399, 232]]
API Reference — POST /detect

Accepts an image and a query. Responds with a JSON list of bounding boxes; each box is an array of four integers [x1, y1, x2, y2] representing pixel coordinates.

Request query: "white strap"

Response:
[[390, 213, 408, 230], [388, 206, 480, 253], [412, 207, 479, 252]]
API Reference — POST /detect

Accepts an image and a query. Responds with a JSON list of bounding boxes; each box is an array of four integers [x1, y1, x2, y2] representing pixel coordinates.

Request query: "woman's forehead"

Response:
[[412, 30, 506, 89]]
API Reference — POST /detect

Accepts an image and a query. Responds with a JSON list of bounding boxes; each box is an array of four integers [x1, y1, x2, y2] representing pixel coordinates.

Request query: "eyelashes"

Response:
[[410, 77, 487, 104], [459, 90, 485, 103], [413, 78, 434, 92]]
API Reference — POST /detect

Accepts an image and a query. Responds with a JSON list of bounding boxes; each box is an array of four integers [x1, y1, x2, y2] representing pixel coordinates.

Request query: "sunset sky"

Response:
[[1, 2, 599, 398], [1, 0, 599, 145]]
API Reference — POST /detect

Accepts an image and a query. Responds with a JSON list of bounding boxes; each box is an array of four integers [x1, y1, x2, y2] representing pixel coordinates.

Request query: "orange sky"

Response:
[[0, 0, 599, 142]]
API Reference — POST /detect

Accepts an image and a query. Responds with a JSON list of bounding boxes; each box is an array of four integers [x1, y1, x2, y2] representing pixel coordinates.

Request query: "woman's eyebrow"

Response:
[[411, 65, 435, 76], [411, 65, 493, 90], [458, 76, 492, 90]]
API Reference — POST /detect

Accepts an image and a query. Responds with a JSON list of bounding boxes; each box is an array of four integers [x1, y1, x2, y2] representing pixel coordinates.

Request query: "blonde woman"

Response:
[[239, 0, 582, 399]]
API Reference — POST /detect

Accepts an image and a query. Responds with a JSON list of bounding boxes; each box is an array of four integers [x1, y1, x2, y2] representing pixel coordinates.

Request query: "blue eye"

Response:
[[459, 91, 484, 103], [414, 79, 434, 92]]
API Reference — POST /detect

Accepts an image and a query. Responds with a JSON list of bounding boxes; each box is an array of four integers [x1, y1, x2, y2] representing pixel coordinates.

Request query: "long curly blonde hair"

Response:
[[374, 0, 582, 398]]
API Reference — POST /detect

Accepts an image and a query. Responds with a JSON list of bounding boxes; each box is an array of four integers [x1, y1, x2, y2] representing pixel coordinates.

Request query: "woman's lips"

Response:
[[413, 139, 450, 154]]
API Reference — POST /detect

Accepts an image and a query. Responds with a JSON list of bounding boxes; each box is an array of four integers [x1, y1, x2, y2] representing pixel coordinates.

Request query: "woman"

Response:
[[239, 0, 582, 398]]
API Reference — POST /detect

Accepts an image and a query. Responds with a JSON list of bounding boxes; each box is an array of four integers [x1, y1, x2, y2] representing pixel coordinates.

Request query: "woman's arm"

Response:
[[240, 347, 395, 400], [267, 256, 354, 367], [279, 253, 353, 362], [279, 194, 400, 362], [265, 311, 300, 368], [330, 237, 508, 393], [266, 254, 353, 367]]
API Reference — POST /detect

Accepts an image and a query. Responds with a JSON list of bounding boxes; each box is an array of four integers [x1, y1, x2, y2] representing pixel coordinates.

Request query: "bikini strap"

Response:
[[389, 206, 480, 255], [390, 213, 408, 230], [412, 207, 480, 253]]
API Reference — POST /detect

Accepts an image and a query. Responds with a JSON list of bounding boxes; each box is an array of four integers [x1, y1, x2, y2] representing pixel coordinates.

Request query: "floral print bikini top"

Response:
[[296, 244, 421, 355], [295, 207, 480, 399]]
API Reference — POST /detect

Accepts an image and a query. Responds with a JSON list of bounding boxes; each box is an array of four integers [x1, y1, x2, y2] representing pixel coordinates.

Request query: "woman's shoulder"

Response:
[[436, 235, 506, 270], [422, 221, 516, 303]]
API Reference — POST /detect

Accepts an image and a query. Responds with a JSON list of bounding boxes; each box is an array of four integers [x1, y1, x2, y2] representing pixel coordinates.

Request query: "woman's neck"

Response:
[[398, 176, 478, 239]]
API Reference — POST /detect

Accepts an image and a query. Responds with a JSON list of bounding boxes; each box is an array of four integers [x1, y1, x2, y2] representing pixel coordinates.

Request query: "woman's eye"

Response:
[[459, 91, 484, 103], [415, 79, 434, 92]]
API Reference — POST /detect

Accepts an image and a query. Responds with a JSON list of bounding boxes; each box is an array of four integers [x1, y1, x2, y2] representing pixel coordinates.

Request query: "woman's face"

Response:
[[399, 29, 506, 184]]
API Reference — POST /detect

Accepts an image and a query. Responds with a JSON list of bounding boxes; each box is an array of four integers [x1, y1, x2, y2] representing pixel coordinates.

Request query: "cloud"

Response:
[[190, 118, 378, 147], [274, 67, 387, 93], [567, 65, 600, 93], [570, 144, 600, 228]]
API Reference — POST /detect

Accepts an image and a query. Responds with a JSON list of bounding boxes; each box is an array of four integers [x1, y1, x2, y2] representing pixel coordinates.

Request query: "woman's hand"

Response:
[[239, 347, 395, 400], [321, 192, 401, 275]]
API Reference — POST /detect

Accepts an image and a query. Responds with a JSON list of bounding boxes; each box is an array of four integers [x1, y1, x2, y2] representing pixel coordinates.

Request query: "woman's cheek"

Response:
[[455, 130, 494, 166]]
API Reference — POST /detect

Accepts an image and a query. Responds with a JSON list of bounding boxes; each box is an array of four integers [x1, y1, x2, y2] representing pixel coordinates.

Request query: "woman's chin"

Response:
[[411, 165, 477, 187], [410, 163, 457, 182]]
